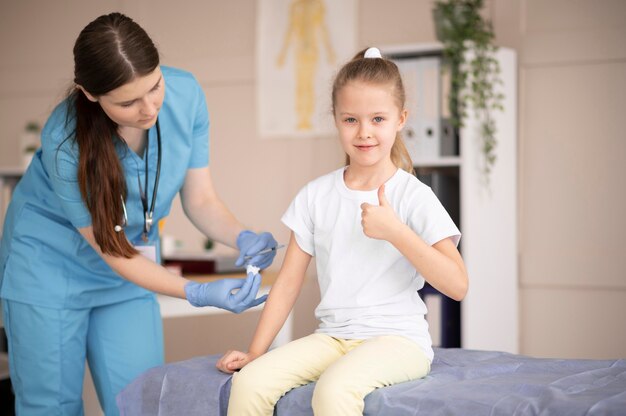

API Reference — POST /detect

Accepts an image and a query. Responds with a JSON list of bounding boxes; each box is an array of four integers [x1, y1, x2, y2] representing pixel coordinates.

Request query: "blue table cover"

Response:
[[117, 348, 626, 416]]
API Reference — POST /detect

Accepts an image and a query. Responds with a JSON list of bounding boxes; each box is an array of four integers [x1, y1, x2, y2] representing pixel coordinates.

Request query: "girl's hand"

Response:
[[360, 184, 403, 241], [216, 350, 259, 374]]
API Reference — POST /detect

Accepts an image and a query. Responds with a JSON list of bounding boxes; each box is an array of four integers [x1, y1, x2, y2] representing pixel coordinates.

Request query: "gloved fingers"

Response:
[[219, 277, 248, 293], [252, 252, 276, 270], [235, 230, 278, 267], [236, 230, 256, 249], [212, 278, 247, 310], [234, 252, 247, 267], [258, 232, 278, 251], [230, 273, 256, 304], [239, 273, 262, 307], [248, 294, 268, 309], [236, 230, 255, 252], [243, 238, 271, 259], [238, 273, 256, 297], [236, 249, 269, 268], [246, 254, 267, 269], [245, 233, 277, 257]]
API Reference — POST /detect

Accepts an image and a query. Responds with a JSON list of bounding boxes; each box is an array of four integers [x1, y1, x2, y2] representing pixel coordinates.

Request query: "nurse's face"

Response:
[[82, 67, 165, 130]]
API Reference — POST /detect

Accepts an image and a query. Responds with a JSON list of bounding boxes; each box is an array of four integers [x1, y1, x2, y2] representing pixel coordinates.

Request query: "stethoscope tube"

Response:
[[143, 118, 162, 238], [115, 117, 162, 239]]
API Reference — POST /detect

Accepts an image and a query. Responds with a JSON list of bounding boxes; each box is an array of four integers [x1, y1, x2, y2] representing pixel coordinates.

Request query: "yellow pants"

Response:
[[228, 333, 431, 416]]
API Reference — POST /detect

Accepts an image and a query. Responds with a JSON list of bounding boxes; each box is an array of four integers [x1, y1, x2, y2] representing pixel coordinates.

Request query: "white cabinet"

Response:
[[385, 44, 518, 353]]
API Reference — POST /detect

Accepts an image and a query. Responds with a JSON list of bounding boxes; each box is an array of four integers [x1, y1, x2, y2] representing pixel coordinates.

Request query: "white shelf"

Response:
[[459, 48, 518, 354], [388, 45, 518, 354], [382, 42, 444, 56], [413, 156, 461, 168]]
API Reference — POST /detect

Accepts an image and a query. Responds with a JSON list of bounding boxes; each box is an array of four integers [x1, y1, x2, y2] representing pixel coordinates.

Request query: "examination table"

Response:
[[116, 347, 626, 415]]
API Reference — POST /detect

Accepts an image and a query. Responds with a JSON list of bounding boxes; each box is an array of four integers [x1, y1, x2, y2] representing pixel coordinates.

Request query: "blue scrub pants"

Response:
[[2, 295, 164, 416]]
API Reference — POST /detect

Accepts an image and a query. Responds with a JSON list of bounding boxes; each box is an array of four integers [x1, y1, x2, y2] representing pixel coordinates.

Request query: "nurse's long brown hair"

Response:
[[332, 48, 414, 173], [68, 12, 159, 257]]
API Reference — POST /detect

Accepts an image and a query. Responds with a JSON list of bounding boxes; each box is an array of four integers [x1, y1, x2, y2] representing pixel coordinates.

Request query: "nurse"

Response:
[[0, 12, 277, 416]]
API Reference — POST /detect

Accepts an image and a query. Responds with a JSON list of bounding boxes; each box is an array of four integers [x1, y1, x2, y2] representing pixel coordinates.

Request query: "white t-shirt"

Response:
[[281, 167, 461, 361]]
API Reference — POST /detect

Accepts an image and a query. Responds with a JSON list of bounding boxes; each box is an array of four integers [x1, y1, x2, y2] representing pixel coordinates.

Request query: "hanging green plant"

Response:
[[433, 0, 504, 182]]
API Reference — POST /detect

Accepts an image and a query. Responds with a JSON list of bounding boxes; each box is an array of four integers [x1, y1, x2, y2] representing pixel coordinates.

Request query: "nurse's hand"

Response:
[[235, 230, 278, 269], [184, 272, 267, 313]]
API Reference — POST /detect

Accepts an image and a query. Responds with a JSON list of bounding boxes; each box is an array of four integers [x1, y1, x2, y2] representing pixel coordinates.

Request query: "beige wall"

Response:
[[1, 0, 625, 390], [492, 0, 626, 359]]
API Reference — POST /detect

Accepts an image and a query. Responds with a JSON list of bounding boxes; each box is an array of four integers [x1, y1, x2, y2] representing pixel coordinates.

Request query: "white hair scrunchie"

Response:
[[364, 47, 382, 59]]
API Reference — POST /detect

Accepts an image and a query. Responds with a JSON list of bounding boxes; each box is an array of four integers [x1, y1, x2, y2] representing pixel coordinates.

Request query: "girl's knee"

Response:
[[228, 364, 287, 416], [230, 364, 266, 393], [312, 375, 364, 413]]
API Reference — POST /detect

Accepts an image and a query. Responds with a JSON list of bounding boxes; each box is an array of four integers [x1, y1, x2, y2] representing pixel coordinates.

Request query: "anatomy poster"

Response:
[[257, 0, 357, 139]]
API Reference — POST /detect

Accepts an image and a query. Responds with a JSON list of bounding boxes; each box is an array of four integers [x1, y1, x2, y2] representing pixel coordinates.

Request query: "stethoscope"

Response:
[[114, 118, 162, 242]]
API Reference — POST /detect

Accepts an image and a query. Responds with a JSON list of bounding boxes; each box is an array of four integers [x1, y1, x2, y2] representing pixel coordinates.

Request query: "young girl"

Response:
[[217, 47, 468, 415]]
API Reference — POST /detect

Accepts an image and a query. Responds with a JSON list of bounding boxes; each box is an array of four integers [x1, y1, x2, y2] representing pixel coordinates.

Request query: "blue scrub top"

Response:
[[0, 66, 209, 309]]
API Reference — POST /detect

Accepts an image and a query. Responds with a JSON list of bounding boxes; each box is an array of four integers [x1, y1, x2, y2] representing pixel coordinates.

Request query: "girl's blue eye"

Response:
[[373, 116, 384, 123], [345, 117, 356, 123]]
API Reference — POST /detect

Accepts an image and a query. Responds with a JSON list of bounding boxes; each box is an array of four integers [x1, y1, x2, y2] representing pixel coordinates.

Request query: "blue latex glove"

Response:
[[235, 230, 278, 269], [184, 272, 267, 313]]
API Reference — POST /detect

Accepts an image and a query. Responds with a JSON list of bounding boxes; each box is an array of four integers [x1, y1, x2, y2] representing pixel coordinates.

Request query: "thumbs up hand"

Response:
[[360, 184, 402, 241]]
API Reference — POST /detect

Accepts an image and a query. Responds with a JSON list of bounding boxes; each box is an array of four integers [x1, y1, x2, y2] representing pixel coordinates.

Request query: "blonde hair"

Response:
[[332, 48, 414, 173]]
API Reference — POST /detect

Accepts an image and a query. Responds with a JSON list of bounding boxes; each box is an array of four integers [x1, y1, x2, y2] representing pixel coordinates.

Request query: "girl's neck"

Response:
[[343, 160, 397, 191]]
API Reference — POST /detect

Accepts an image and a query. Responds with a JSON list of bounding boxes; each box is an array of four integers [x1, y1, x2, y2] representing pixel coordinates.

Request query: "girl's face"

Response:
[[334, 80, 407, 170], [81, 67, 165, 130]]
